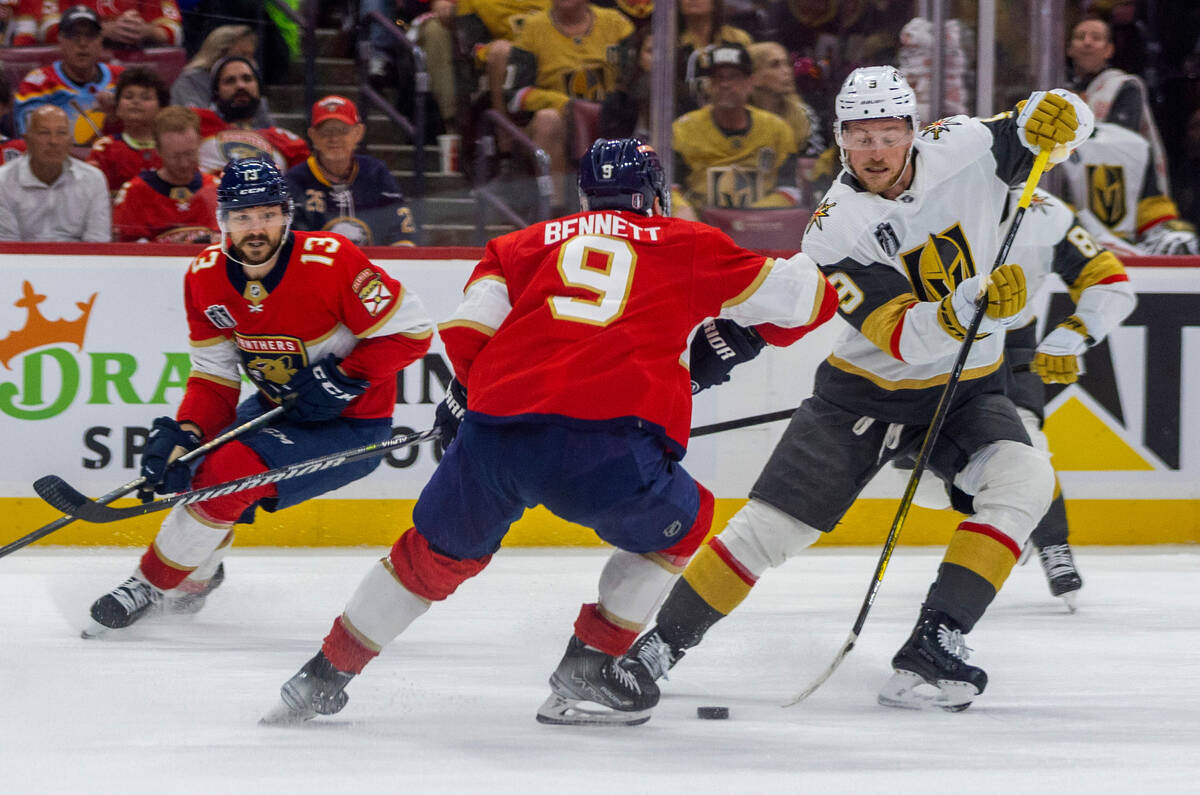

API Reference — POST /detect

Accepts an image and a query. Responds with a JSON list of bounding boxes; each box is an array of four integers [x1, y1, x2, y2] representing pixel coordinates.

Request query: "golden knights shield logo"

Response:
[[706, 166, 763, 208], [900, 223, 978, 300], [1086, 164, 1127, 227]]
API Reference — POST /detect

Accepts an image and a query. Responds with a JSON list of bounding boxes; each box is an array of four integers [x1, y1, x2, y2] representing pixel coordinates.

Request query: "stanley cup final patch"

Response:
[[204, 304, 237, 329], [875, 222, 900, 257], [351, 268, 394, 316]]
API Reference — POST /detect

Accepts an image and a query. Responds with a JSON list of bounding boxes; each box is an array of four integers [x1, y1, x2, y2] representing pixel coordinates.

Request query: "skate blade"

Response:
[[1058, 590, 1079, 613], [80, 619, 114, 639], [1017, 541, 1033, 566], [877, 670, 978, 713], [535, 693, 651, 726], [259, 698, 317, 726]]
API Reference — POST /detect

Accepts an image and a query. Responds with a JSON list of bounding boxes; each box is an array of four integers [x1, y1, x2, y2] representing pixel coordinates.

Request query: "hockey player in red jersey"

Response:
[[83, 157, 434, 637], [264, 138, 838, 727]]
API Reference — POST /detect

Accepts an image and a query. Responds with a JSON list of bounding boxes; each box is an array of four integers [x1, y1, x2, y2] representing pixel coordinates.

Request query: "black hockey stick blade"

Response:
[[35, 427, 440, 524], [32, 475, 97, 521]]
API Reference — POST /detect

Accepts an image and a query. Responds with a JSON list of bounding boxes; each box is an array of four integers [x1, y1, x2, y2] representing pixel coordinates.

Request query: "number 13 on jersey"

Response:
[[549, 235, 636, 326]]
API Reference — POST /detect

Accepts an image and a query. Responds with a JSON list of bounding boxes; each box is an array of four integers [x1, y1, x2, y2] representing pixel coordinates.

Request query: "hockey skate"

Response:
[[260, 652, 356, 725], [1036, 543, 1083, 612], [536, 636, 660, 726], [82, 575, 164, 638], [164, 562, 226, 616], [623, 628, 684, 682], [878, 609, 987, 712]]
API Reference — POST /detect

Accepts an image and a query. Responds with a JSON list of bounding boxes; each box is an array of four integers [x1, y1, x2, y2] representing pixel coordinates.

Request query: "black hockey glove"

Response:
[[434, 378, 467, 448], [282, 355, 368, 423], [139, 416, 202, 502], [689, 319, 766, 393]]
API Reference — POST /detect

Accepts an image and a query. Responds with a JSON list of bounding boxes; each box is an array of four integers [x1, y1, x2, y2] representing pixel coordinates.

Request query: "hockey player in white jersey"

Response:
[[1059, 120, 1199, 256], [621, 66, 1094, 712], [1002, 186, 1135, 607]]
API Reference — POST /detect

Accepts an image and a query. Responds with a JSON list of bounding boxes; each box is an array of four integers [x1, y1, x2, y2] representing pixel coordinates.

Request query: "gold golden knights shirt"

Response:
[[672, 105, 799, 209], [177, 231, 434, 437], [802, 112, 1042, 424], [506, 6, 633, 113], [1005, 186, 1134, 341], [1058, 121, 1181, 244]]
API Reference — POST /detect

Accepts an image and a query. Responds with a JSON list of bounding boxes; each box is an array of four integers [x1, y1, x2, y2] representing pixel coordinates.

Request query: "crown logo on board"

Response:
[[0, 281, 97, 369]]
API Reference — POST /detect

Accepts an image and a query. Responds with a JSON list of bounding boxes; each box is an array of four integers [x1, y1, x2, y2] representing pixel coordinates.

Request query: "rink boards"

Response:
[[1, 244, 1197, 547]]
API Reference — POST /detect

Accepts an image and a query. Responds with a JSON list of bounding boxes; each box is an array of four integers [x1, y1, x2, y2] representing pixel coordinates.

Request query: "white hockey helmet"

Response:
[[834, 66, 920, 169]]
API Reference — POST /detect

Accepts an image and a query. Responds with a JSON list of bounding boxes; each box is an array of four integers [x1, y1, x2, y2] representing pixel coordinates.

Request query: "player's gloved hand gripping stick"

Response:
[[786, 148, 1054, 707], [0, 406, 286, 559]]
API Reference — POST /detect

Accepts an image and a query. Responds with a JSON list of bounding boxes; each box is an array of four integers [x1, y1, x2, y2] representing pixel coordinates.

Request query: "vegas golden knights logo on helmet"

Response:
[[900, 223, 978, 300], [706, 166, 762, 208], [1086, 164, 1127, 227]]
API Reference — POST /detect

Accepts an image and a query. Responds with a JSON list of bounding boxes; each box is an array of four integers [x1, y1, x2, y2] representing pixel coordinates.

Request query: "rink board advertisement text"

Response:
[[1, 248, 1197, 547]]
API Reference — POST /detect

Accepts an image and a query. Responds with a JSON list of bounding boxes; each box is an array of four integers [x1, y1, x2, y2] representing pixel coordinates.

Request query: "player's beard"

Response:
[[234, 231, 279, 265], [217, 91, 262, 123]]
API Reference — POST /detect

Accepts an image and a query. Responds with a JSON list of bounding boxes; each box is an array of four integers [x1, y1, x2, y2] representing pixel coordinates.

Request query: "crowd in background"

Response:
[[0, 0, 1197, 249]]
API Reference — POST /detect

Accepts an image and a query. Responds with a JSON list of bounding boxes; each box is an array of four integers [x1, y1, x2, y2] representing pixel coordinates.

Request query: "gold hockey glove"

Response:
[[1031, 315, 1091, 384]]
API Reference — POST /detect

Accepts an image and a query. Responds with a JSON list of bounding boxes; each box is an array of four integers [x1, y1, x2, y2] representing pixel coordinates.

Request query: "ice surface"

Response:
[[3, 546, 1198, 793]]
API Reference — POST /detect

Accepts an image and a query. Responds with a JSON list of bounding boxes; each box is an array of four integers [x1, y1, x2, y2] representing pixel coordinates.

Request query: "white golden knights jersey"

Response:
[[1005, 186, 1133, 342], [1057, 121, 1179, 243], [177, 231, 434, 437], [802, 112, 1044, 424]]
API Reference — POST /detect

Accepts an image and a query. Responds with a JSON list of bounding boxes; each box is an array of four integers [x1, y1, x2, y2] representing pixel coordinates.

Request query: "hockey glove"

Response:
[[689, 319, 766, 393], [939, 264, 1027, 340], [139, 417, 202, 502], [1141, 219, 1200, 256], [434, 378, 467, 447], [1015, 89, 1092, 164], [1031, 315, 1091, 385], [282, 356, 368, 423]]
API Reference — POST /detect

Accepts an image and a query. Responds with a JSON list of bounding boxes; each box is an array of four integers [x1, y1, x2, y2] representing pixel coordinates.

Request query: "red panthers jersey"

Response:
[[14, 1, 182, 45], [0, 138, 26, 164], [111, 170, 219, 242], [177, 230, 434, 437], [194, 108, 309, 175], [439, 210, 835, 451], [88, 134, 161, 192]]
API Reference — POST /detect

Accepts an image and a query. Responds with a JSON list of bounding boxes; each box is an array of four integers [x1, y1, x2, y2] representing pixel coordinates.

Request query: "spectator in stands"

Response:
[[14, 6, 122, 147], [193, 55, 308, 173], [599, 28, 653, 140], [748, 41, 822, 156], [0, 73, 25, 162], [1068, 15, 1170, 193], [456, 0, 553, 148], [87, 67, 167, 192], [671, 43, 800, 218], [180, 1, 291, 85], [7, 1, 181, 47], [0, 105, 111, 241], [394, 0, 459, 134], [505, 0, 635, 212], [286, 95, 416, 246], [111, 105, 219, 242], [677, 0, 753, 113], [170, 23, 273, 127]]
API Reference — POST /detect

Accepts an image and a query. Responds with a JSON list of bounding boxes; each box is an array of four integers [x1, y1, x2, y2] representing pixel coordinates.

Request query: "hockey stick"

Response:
[[690, 408, 796, 438], [785, 149, 1053, 706], [29, 404, 794, 527], [1, 406, 286, 559], [33, 427, 440, 524]]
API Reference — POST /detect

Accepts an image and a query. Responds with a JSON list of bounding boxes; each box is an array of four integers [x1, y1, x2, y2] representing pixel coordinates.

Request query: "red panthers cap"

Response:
[[311, 95, 360, 126]]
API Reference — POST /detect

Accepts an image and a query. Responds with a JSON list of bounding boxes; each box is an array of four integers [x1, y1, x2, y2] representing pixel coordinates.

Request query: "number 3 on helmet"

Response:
[[578, 138, 670, 217]]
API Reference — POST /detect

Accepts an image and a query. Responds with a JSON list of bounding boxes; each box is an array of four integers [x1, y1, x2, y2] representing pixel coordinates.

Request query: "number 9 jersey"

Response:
[[438, 210, 837, 454]]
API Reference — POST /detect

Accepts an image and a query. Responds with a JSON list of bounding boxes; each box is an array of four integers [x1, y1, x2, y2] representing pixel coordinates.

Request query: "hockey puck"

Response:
[[697, 706, 730, 720]]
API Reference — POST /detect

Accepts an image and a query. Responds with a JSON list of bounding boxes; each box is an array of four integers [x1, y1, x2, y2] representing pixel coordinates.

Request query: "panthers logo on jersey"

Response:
[[900, 223, 979, 301], [1086, 164, 1127, 228]]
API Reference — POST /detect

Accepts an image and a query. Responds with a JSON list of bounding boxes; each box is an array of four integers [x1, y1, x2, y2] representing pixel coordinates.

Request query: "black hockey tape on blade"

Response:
[[697, 706, 729, 720]]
